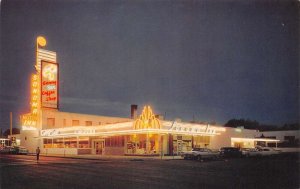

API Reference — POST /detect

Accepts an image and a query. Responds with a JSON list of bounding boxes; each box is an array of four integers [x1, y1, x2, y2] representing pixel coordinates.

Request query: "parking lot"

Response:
[[0, 153, 299, 189]]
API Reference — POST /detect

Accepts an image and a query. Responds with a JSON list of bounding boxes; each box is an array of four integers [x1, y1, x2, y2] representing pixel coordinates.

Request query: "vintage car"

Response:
[[242, 147, 281, 157], [181, 148, 219, 160], [241, 148, 261, 157], [0, 146, 12, 154], [10, 146, 29, 155], [257, 147, 281, 156], [219, 147, 242, 158]]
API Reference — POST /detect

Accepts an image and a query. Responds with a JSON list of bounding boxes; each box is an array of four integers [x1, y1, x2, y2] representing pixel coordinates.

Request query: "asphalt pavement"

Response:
[[0, 154, 299, 189]]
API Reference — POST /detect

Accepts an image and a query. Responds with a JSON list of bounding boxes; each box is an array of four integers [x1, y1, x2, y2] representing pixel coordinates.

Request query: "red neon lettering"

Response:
[[42, 91, 55, 96], [46, 97, 56, 101], [42, 81, 56, 85]]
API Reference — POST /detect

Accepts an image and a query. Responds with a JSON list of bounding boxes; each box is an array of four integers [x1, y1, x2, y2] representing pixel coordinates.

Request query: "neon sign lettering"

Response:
[[41, 130, 60, 137], [41, 61, 58, 108], [74, 129, 95, 134]]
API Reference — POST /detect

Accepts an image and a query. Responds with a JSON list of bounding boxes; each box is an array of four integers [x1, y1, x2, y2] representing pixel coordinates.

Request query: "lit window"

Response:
[[85, 121, 92, 126], [64, 137, 77, 148]]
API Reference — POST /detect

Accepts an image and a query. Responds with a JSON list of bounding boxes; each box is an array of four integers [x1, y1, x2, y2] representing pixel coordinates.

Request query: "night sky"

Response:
[[0, 0, 299, 130]]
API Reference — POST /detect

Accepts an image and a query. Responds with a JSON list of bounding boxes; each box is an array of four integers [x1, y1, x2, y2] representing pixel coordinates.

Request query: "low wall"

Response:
[[105, 147, 124, 155], [43, 148, 78, 155], [78, 148, 92, 155]]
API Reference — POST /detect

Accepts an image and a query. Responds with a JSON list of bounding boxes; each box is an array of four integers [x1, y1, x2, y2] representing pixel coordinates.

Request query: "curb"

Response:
[[27, 154, 183, 161]]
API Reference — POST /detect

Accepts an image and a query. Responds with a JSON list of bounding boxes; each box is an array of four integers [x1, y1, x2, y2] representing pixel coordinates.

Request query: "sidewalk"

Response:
[[37, 153, 183, 161]]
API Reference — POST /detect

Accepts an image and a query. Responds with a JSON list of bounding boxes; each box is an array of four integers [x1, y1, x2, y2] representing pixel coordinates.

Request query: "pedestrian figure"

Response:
[[36, 147, 40, 162]]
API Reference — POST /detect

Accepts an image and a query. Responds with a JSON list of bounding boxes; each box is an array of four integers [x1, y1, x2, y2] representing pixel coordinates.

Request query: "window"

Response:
[[85, 121, 92, 126], [47, 118, 55, 127], [193, 136, 210, 147], [72, 120, 80, 126], [99, 122, 101, 125], [78, 137, 90, 148], [105, 136, 124, 147], [53, 138, 64, 148], [43, 138, 52, 148], [64, 137, 77, 148]]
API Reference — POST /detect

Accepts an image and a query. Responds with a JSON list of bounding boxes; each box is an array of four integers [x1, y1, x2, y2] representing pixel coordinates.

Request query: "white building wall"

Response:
[[20, 130, 40, 153], [41, 109, 132, 129], [21, 109, 133, 155], [210, 127, 257, 149]]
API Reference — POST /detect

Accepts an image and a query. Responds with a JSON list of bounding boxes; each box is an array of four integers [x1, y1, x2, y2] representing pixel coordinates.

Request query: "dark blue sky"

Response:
[[0, 0, 299, 130]]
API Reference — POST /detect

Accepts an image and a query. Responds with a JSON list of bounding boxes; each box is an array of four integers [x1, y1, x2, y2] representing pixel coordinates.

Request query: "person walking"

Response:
[[36, 147, 40, 162]]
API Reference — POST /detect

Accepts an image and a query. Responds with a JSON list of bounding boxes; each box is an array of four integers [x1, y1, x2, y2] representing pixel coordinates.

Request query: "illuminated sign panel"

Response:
[[21, 74, 40, 129], [41, 60, 58, 109], [133, 106, 161, 130], [36, 48, 56, 73], [41, 129, 96, 137], [22, 37, 59, 130], [21, 114, 37, 128], [31, 74, 39, 115]]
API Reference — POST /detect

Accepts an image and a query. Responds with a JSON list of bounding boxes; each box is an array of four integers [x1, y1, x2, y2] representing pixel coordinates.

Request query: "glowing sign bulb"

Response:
[[37, 36, 47, 47]]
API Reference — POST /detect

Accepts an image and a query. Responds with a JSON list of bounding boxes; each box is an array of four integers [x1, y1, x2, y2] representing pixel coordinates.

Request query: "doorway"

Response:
[[93, 140, 105, 155], [233, 142, 243, 149]]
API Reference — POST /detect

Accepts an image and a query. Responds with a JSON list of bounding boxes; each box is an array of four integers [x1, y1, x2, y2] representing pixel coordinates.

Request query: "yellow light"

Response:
[[133, 105, 161, 130], [37, 36, 47, 47]]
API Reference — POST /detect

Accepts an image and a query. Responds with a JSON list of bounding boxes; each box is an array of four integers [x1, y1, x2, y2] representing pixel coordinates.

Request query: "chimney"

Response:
[[131, 104, 138, 119]]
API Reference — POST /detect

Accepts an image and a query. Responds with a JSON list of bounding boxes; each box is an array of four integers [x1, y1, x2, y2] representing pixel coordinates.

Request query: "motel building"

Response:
[[20, 37, 279, 156]]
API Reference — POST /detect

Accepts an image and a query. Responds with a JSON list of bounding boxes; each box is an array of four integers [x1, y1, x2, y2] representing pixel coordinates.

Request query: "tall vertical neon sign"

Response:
[[21, 36, 57, 130]]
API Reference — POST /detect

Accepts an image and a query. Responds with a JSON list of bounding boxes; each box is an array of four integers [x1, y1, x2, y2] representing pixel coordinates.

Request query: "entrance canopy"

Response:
[[231, 137, 280, 143], [40, 106, 226, 138], [40, 120, 226, 138]]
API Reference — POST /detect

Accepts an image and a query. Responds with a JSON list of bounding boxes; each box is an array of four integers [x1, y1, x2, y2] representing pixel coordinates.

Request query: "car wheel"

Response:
[[197, 155, 202, 161]]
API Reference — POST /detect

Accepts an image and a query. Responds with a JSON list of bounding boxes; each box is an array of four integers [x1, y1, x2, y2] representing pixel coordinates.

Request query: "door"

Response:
[[234, 142, 243, 149], [93, 140, 105, 155]]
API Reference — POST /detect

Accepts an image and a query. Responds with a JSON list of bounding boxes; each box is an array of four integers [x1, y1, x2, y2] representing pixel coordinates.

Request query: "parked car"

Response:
[[10, 146, 28, 155], [0, 146, 12, 154], [219, 147, 242, 158], [181, 148, 219, 160], [242, 147, 281, 157], [257, 147, 281, 156], [241, 148, 261, 157]]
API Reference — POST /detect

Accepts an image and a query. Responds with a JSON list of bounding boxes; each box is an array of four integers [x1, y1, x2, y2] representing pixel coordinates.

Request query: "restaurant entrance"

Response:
[[93, 140, 105, 155]]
